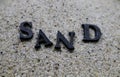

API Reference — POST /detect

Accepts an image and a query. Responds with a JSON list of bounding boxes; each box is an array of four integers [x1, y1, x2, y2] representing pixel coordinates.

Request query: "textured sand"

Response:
[[0, 0, 120, 77]]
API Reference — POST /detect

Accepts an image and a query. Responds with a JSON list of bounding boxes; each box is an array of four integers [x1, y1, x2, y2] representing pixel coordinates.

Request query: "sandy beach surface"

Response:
[[0, 0, 120, 77]]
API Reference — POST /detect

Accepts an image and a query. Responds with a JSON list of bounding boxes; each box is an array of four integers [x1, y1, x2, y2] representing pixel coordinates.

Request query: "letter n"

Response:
[[55, 31, 75, 51]]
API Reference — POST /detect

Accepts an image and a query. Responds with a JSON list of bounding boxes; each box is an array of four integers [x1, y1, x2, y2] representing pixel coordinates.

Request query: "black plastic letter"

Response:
[[82, 24, 102, 42], [55, 31, 75, 51], [35, 30, 53, 50], [19, 22, 33, 41]]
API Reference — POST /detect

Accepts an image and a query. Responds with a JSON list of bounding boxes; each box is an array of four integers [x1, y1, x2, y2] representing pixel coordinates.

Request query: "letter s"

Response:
[[19, 22, 33, 41]]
